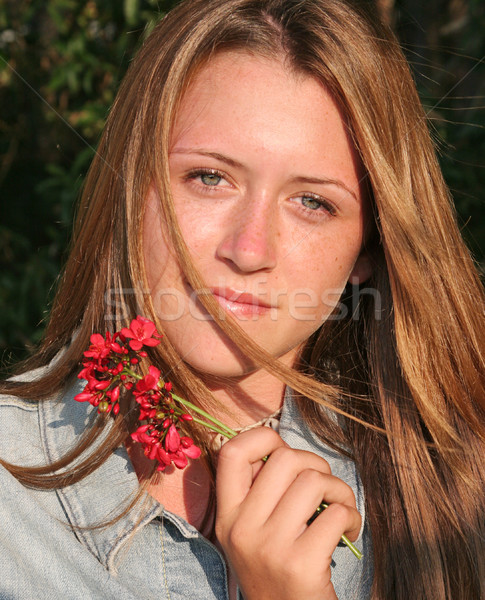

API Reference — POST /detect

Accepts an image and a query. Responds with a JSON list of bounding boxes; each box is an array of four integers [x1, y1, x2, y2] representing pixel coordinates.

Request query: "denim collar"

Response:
[[39, 378, 162, 571]]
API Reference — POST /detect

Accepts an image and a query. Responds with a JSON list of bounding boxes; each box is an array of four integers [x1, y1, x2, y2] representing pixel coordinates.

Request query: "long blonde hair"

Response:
[[2, 1, 484, 598]]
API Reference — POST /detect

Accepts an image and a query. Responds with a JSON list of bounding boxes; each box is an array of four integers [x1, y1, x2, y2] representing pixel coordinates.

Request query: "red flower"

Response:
[[108, 385, 120, 403], [135, 366, 161, 394], [180, 437, 201, 459], [130, 422, 201, 471], [120, 316, 161, 351], [83, 331, 125, 362], [84, 333, 111, 361], [74, 389, 98, 404], [131, 423, 153, 445], [78, 364, 95, 381], [162, 425, 202, 469], [165, 423, 181, 453]]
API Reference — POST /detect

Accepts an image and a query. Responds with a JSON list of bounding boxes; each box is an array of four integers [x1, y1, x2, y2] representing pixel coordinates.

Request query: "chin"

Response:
[[179, 339, 260, 380]]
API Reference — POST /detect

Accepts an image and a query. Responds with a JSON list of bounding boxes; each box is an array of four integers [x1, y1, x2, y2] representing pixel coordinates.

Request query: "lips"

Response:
[[210, 287, 273, 317]]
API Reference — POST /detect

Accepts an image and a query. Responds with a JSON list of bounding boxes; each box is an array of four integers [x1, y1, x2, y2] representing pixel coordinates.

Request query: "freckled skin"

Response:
[[143, 52, 371, 384]]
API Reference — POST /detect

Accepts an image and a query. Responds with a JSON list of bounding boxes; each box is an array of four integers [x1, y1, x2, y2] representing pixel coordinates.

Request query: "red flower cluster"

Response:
[[75, 316, 201, 471], [75, 329, 130, 415], [130, 365, 201, 470], [131, 423, 201, 470]]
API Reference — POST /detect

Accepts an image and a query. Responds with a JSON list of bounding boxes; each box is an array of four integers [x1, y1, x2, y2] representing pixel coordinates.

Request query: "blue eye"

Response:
[[290, 193, 336, 217], [200, 172, 222, 186], [185, 168, 229, 190], [301, 196, 323, 210]]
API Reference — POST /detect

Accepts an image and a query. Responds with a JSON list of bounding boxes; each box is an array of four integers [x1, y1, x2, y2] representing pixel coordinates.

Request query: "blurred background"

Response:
[[1, 0, 484, 366]]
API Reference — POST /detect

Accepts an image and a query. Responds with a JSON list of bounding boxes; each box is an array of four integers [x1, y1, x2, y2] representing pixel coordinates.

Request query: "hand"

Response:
[[215, 428, 361, 600]]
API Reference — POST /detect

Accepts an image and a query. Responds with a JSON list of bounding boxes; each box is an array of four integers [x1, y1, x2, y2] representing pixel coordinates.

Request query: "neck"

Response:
[[206, 367, 287, 429]]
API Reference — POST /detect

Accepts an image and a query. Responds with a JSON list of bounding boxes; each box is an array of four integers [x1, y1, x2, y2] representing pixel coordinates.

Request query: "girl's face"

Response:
[[144, 52, 371, 378]]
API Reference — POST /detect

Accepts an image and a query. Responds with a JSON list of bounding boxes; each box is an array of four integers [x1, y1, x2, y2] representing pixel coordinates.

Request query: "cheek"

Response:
[[144, 226, 166, 288], [174, 204, 219, 257], [286, 241, 363, 319], [143, 196, 178, 289], [294, 241, 360, 287]]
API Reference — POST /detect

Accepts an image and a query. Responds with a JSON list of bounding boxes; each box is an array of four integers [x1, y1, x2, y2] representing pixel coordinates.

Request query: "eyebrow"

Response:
[[170, 148, 243, 169], [170, 147, 359, 201], [288, 175, 358, 201]]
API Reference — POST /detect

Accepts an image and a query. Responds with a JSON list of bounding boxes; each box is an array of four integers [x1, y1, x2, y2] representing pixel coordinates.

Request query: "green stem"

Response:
[[318, 503, 363, 560], [123, 365, 237, 437], [171, 393, 238, 438], [341, 534, 362, 561], [123, 366, 141, 380], [190, 415, 238, 438]]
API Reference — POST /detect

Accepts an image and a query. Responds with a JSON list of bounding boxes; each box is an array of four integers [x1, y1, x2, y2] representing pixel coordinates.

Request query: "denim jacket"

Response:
[[0, 372, 372, 599]]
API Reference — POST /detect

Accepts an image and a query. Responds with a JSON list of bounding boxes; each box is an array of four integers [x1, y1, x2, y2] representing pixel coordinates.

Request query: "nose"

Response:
[[215, 193, 278, 273]]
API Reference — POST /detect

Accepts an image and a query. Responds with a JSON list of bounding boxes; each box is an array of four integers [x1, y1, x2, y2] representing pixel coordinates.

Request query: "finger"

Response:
[[296, 501, 362, 562], [234, 446, 332, 524], [264, 469, 358, 541], [216, 428, 287, 519]]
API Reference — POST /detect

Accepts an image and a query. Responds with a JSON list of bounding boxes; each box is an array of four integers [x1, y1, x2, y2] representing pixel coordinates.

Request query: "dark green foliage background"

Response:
[[1, 0, 484, 366]]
